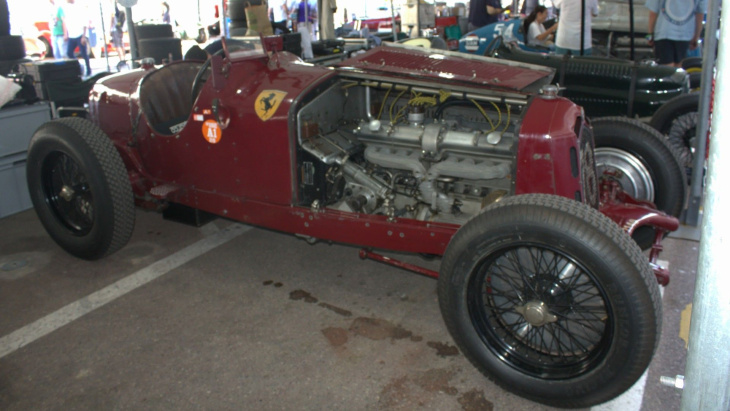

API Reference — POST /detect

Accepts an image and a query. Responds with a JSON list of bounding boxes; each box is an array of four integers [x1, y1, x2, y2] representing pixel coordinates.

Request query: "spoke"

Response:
[[573, 290, 603, 307], [535, 325, 556, 357], [558, 305, 606, 314], [73, 182, 90, 194], [554, 313, 606, 335], [491, 261, 527, 301], [514, 322, 531, 338], [553, 320, 595, 354], [558, 260, 577, 281], [488, 306, 516, 314], [506, 249, 539, 296], [563, 267, 589, 290], [60, 155, 75, 186]]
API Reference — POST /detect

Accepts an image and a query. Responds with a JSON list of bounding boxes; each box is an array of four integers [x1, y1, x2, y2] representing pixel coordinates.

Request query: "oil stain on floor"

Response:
[[263, 280, 491, 410]]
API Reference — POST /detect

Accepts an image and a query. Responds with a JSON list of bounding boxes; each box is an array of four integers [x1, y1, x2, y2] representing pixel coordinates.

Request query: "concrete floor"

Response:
[[0, 206, 699, 410]]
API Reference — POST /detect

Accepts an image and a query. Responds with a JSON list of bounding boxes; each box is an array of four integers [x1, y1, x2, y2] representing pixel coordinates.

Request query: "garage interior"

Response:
[[1, 0, 728, 409]]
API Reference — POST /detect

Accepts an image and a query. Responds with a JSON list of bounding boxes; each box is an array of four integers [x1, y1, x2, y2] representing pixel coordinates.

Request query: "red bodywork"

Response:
[[87, 42, 677, 282]]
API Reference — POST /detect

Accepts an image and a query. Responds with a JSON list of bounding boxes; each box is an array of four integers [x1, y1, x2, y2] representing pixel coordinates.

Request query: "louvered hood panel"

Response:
[[335, 44, 554, 93]]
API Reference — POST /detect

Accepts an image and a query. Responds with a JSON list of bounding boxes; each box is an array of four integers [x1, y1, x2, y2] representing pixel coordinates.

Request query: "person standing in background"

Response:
[[522, 0, 539, 15], [318, 0, 336, 40], [270, 0, 289, 34], [110, 2, 125, 70], [645, 0, 706, 67], [63, 0, 91, 76], [50, 0, 66, 59], [468, 0, 504, 32], [296, 0, 315, 59], [553, 0, 598, 55], [161, 2, 170, 24]]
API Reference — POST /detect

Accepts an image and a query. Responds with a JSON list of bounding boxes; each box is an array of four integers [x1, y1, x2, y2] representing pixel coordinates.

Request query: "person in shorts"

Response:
[[646, 0, 706, 67], [110, 3, 125, 70]]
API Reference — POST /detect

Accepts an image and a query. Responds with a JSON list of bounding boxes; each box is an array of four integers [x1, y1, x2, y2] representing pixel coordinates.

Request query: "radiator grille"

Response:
[[578, 123, 599, 208]]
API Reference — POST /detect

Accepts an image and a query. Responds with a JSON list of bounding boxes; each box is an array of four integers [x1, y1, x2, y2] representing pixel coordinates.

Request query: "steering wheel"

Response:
[[191, 39, 255, 104], [483, 35, 504, 58], [191, 56, 212, 105]]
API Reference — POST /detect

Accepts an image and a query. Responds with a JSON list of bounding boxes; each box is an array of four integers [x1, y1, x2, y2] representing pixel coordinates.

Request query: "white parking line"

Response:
[[0, 224, 250, 360]]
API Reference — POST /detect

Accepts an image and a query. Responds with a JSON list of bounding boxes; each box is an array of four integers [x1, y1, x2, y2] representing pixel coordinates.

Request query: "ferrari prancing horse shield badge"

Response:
[[255, 90, 287, 122]]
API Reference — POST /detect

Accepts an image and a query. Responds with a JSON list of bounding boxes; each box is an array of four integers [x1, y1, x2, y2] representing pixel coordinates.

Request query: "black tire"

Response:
[[228, 0, 262, 21], [650, 92, 700, 135], [438, 194, 661, 408], [26, 118, 135, 260], [592, 117, 686, 248], [649, 92, 700, 168], [0, 35, 25, 60], [681, 56, 702, 71], [138, 38, 182, 64], [135, 24, 174, 40], [429, 37, 448, 50], [688, 71, 701, 90]]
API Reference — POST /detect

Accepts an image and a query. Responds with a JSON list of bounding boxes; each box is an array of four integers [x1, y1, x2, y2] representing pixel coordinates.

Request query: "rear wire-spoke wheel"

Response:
[[438, 194, 661, 408], [666, 111, 698, 170], [650, 92, 702, 180], [42, 151, 95, 235], [595, 147, 655, 201], [27, 118, 135, 260], [592, 117, 686, 249]]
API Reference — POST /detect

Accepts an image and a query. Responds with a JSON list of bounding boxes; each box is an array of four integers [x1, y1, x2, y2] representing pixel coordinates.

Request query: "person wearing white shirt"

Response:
[[270, 0, 289, 34], [63, 0, 91, 76], [553, 0, 599, 55], [524, 5, 557, 48]]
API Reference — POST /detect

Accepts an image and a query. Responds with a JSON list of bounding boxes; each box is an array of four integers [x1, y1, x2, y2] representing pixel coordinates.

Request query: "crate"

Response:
[[21, 59, 82, 100], [0, 152, 32, 218], [0, 102, 51, 158]]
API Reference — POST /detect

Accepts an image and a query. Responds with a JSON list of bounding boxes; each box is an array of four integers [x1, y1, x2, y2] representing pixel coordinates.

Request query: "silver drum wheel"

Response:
[[595, 147, 655, 202]]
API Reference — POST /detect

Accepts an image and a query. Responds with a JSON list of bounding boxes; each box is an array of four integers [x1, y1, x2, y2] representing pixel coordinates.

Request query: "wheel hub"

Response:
[[595, 147, 655, 202], [59, 185, 75, 201], [515, 301, 557, 327]]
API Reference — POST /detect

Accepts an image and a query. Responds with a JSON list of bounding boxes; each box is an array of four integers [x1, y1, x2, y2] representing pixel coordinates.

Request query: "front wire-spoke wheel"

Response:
[[469, 244, 611, 380], [438, 194, 661, 408]]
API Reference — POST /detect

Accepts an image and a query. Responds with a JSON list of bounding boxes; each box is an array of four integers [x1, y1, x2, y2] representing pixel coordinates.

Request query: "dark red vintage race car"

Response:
[[26, 40, 679, 408]]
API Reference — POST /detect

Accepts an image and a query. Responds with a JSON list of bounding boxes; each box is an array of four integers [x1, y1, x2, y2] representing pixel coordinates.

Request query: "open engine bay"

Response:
[[295, 76, 532, 225]]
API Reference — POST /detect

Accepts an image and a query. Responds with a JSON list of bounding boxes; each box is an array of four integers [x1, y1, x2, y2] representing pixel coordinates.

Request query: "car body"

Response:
[[459, 19, 690, 118], [459, 17, 535, 55], [27, 40, 678, 408]]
